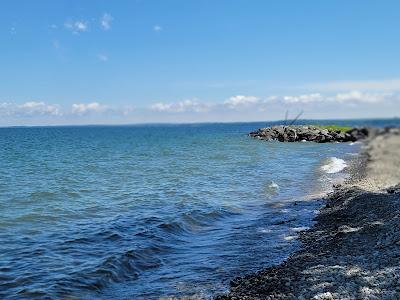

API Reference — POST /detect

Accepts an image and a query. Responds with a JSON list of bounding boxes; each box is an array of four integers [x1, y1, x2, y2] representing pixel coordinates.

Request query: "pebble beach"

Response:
[[217, 128, 400, 300]]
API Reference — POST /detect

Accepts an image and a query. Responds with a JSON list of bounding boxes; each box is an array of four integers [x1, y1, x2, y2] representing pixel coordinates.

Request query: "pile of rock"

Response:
[[249, 125, 369, 143]]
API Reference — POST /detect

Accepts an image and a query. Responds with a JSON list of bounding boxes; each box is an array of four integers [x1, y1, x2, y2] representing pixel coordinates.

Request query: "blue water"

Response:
[[0, 120, 398, 299]]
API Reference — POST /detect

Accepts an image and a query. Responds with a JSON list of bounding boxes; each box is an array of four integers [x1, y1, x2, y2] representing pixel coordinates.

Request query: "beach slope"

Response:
[[217, 129, 400, 300]]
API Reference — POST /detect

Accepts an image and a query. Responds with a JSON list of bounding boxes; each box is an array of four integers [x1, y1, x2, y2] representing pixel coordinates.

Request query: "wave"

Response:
[[158, 208, 235, 235], [268, 182, 279, 190], [320, 157, 347, 174], [61, 245, 165, 294], [44, 207, 239, 296], [264, 181, 280, 196]]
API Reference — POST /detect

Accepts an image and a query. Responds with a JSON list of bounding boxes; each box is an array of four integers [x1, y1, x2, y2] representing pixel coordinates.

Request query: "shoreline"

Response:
[[216, 128, 400, 299]]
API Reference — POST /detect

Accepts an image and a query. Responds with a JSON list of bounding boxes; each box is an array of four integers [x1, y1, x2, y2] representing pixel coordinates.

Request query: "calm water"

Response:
[[0, 120, 399, 299]]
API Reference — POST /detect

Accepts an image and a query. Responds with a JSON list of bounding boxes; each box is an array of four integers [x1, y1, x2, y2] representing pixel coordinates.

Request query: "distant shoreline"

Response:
[[0, 117, 399, 129], [217, 128, 400, 299]]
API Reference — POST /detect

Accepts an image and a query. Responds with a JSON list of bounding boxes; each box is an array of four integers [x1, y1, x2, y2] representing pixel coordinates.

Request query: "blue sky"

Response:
[[1, 0, 400, 125]]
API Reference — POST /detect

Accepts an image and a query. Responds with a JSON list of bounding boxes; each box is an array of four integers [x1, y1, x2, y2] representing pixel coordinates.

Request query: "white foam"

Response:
[[268, 181, 279, 189], [290, 226, 310, 232], [259, 228, 273, 233], [264, 181, 280, 196], [320, 157, 347, 174], [283, 235, 297, 241]]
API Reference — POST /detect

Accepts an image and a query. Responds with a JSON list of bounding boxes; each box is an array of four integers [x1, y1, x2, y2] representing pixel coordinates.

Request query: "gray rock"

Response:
[[249, 125, 372, 143]]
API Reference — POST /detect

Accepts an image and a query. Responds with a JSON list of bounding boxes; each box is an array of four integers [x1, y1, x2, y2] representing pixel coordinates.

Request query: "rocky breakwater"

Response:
[[249, 125, 369, 143]]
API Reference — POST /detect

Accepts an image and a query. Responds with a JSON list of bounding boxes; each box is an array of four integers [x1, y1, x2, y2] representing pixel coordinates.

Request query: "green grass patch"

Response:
[[317, 125, 353, 132]]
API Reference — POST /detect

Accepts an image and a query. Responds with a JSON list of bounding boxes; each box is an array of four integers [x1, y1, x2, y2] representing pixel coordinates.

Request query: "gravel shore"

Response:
[[216, 128, 400, 300]]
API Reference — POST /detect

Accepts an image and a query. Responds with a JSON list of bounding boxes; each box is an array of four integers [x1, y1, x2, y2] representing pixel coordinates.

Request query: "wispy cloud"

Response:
[[150, 99, 209, 113], [52, 40, 60, 49], [19, 102, 61, 116], [147, 91, 400, 115], [64, 20, 88, 34], [0, 101, 61, 117], [282, 91, 395, 104], [100, 13, 113, 30], [333, 91, 393, 103], [304, 78, 400, 92], [71, 102, 109, 114], [153, 25, 162, 32], [224, 95, 260, 108], [283, 93, 323, 104], [97, 54, 108, 62], [1, 90, 399, 125]]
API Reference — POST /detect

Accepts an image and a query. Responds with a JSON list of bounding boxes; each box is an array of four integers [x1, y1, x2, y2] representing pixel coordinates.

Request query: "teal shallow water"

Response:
[[0, 120, 398, 299]]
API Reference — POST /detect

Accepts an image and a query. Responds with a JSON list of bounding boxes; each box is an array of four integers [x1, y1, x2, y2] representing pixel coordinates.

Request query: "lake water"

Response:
[[1, 119, 398, 299]]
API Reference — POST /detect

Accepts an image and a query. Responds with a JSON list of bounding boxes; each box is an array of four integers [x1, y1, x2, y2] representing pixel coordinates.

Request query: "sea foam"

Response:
[[321, 157, 347, 174], [268, 182, 279, 189]]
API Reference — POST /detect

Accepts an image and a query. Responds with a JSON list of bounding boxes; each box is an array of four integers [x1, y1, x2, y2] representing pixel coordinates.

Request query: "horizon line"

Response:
[[1, 116, 398, 129]]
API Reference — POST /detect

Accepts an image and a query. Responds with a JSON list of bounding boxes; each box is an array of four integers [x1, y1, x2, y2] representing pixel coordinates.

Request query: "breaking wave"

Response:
[[321, 157, 347, 174]]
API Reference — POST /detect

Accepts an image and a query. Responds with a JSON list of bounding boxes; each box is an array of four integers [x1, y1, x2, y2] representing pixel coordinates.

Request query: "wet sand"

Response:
[[216, 128, 400, 300]]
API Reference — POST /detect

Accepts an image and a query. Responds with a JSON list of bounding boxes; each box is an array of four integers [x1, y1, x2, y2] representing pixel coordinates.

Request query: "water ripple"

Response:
[[0, 122, 378, 299]]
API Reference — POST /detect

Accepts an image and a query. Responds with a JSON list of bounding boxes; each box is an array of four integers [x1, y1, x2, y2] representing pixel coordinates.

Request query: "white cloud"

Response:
[[0, 101, 61, 117], [280, 91, 396, 104], [120, 106, 135, 116], [283, 93, 323, 104], [0, 90, 398, 125], [153, 25, 162, 32], [71, 102, 108, 114], [224, 95, 260, 108], [75, 22, 87, 31], [65, 20, 88, 34], [18, 102, 61, 116], [0, 102, 16, 116], [149, 92, 398, 116], [97, 54, 108, 62], [101, 13, 113, 30], [150, 99, 209, 113], [332, 91, 392, 103]]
